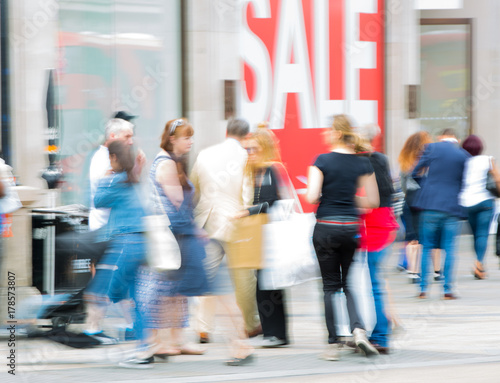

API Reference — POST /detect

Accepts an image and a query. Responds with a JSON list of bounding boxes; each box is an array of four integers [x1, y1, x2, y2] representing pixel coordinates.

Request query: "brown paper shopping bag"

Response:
[[227, 213, 268, 269]]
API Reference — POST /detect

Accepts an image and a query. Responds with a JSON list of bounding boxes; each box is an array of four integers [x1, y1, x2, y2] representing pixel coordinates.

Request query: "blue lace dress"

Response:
[[136, 154, 209, 329]]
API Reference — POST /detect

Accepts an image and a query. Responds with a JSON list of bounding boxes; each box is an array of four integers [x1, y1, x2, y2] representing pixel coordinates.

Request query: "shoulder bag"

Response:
[[143, 161, 182, 271]]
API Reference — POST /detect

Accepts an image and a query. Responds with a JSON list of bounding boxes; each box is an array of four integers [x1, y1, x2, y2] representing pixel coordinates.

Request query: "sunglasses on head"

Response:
[[169, 119, 186, 135]]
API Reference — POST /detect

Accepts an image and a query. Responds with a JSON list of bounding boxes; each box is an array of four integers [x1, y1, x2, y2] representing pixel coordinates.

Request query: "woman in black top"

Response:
[[236, 126, 290, 347], [306, 114, 379, 361]]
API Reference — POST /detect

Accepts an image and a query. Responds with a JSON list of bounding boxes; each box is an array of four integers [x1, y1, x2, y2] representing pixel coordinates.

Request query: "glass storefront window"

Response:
[[420, 19, 472, 139], [56, 0, 182, 205]]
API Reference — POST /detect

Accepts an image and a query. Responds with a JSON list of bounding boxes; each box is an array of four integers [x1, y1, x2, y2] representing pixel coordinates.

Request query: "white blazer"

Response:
[[191, 138, 253, 242]]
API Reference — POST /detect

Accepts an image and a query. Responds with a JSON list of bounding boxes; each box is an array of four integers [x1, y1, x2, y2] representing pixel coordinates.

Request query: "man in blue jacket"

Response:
[[412, 128, 469, 299]]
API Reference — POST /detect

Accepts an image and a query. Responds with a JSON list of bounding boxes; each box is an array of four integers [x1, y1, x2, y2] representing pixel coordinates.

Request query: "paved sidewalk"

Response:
[[2, 235, 500, 383]]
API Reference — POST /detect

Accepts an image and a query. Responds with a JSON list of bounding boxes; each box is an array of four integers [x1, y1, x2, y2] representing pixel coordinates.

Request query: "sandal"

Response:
[[473, 261, 486, 280]]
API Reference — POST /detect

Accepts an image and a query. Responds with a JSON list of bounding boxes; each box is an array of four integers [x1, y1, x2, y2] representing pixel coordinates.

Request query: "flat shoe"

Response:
[[226, 353, 254, 366]]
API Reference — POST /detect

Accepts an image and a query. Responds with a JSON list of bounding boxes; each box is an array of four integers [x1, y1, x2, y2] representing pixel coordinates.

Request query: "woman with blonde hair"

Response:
[[398, 131, 433, 282], [235, 124, 293, 347], [306, 114, 380, 361]]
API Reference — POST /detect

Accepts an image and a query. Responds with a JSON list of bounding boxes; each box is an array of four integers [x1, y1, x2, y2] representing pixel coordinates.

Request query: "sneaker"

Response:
[[352, 328, 379, 357], [408, 273, 421, 284], [86, 331, 118, 345], [258, 336, 288, 348], [118, 356, 154, 369], [321, 344, 341, 361]]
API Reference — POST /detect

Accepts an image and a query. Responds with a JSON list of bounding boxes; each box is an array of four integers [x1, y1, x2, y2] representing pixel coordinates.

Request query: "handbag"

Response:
[[259, 211, 321, 290], [486, 157, 500, 198], [142, 181, 181, 271], [226, 213, 268, 269]]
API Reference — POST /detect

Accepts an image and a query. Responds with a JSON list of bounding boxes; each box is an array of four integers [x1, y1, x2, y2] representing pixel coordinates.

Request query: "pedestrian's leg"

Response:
[[340, 247, 363, 332], [473, 200, 494, 265], [419, 211, 441, 294], [216, 294, 254, 360], [195, 296, 217, 337], [230, 267, 260, 334], [256, 273, 287, 342], [367, 248, 391, 348], [313, 223, 342, 344], [195, 240, 225, 338], [442, 216, 461, 295]]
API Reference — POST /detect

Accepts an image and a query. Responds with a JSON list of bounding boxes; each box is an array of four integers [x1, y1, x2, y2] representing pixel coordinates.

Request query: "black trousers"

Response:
[[256, 271, 288, 342], [313, 221, 364, 344]]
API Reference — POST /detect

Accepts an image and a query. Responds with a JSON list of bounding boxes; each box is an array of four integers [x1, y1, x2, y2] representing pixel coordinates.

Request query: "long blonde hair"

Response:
[[330, 114, 364, 151], [245, 124, 281, 178]]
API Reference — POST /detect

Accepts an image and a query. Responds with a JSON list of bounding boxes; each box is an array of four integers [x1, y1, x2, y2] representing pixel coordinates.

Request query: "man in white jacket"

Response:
[[191, 118, 261, 343]]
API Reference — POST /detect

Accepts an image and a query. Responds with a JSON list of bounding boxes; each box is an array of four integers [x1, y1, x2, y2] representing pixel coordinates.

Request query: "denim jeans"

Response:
[[106, 233, 146, 344], [419, 211, 461, 294], [467, 199, 494, 263], [367, 247, 391, 347], [312, 221, 364, 344]]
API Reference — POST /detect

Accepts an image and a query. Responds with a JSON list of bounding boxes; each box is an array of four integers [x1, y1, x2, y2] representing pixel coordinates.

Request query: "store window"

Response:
[[56, 0, 182, 205], [420, 19, 472, 139]]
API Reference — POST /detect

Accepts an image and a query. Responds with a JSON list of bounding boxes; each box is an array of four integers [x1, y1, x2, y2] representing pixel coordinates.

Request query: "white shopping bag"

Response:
[[143, 214, 182, 271], [259, 212, 321, 290], [333, 250, 376, 336]]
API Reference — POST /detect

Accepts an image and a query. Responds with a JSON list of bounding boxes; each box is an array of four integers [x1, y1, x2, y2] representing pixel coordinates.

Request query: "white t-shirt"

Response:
[[89, 145, 111, 230], [459, 155, 494, 207]]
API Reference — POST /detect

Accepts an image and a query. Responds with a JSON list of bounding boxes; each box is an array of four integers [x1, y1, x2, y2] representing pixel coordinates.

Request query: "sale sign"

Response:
[[240, 0, 385, 209]]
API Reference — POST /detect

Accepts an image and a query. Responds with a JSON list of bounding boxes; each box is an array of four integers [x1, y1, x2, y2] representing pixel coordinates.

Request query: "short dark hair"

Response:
[[462, 134, 483, 156], [226, 118, 249, 138], [440, 128, 457, 137]]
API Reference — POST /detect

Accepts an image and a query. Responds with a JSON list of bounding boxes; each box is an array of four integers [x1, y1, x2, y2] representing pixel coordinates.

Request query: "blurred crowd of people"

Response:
[[397, 129, 500, 298], [6, 110, 499, 369]]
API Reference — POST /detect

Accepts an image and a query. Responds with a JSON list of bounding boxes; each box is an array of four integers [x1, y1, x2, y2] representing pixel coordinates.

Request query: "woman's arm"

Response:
[[356, 173, 380, 209], [156, 159, 184, 209], [306, 165, 323, 205]]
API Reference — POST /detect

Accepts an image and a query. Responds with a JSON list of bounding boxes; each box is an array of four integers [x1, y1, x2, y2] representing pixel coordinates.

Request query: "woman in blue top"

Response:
[[306, 114, 379, 361], [93, 140, 147, 349]]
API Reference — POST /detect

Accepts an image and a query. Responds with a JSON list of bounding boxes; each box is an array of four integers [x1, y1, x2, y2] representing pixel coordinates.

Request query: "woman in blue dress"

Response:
[[133, 119, 209, 365]]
